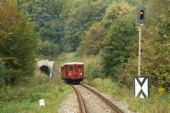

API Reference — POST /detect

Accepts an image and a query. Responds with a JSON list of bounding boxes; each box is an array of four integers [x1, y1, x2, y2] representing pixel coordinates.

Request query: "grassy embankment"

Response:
[[62, 52, 170, 113], [81, 54, 170, 113], [0, 68, 71, 113], [0, 52, 86, 113], [45, 52, 170, 113], [87, 78, 170, 113]]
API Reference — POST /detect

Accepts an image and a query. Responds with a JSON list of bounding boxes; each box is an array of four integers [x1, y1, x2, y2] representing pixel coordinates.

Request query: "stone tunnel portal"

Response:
[[40, 65, 50, 76]]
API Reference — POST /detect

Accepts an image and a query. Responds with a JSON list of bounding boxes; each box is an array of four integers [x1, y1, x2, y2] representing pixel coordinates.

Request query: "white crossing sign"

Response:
[[135, 76, 149, 98]]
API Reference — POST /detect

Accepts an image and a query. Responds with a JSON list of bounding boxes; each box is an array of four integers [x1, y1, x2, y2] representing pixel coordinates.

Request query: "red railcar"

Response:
[[61, 62, 84, 83]]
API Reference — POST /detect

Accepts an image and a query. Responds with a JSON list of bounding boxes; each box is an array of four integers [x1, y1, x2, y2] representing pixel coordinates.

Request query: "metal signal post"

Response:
[[138, 25, 142, 76], [137, 7, 145, 76], [135, 7, 149, 99]]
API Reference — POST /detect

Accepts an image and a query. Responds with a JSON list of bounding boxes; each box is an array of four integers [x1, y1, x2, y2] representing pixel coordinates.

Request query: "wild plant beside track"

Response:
[[0, 72, 71, 113]]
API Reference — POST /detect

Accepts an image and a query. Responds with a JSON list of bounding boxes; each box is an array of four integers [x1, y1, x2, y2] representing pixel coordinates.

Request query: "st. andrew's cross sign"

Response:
[[135, 76, 149, 98]]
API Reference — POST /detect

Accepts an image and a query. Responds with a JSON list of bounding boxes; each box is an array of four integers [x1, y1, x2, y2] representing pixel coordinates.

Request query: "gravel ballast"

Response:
[[59, 84, 137, 113]]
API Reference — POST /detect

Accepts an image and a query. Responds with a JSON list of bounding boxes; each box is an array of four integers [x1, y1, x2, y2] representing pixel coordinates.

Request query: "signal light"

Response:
[[139, 10, 144, 20], [137, 7, 146, 24]]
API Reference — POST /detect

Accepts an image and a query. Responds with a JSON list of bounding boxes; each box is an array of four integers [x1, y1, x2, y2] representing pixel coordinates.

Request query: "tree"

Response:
[[122, 0, 170, 86], [18, 0, 65, 50], [62, 0, 109, 51], [142, 0, 170, 83], [0, 1, 38, 84], [101, 16, 137, 76], [102, 2, 134, 29], [78, 22, 106, 55], [38, 41, 60, 59]]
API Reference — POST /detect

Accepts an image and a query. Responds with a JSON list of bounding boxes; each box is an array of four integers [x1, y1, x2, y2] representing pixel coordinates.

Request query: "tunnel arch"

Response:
[[37, 60, 56, 77], [39, 65, 50, 76]]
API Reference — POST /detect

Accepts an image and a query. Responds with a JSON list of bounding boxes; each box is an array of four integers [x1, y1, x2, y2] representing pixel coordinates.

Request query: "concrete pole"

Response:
[[138, 25, 142, 76]]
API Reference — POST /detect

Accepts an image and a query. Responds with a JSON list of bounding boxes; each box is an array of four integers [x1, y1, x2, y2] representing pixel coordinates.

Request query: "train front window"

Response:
[[69, 65, 73, 71], [78, 65, 82, 72]]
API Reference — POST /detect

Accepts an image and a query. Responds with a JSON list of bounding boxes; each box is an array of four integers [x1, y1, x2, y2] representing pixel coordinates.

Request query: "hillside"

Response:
[[0, 0, 170, 113]]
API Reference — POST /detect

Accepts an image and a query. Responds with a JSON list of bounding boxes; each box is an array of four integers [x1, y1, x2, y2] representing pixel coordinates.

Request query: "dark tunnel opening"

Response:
[[40, 65, 50, 76]]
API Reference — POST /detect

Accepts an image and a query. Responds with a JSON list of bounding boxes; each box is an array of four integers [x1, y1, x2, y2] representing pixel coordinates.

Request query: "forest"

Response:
[[0, 0, 170, 112], [0, 0, 169, 87]]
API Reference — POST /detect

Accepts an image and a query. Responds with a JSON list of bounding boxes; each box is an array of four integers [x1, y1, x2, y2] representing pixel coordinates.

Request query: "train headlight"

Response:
[[80, 73, 82, 76]]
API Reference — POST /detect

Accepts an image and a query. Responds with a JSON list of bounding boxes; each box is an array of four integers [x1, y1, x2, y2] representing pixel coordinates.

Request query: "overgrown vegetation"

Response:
[[18, 0, 110, 52], [0, 0, 169, 112], [86, 78, 170, 113], [121, 0, 170, 87], [11, 0, 170, 88], [37, 40, 60, 59], [0, 72, 71, 113], [0, 1, 38, 84], [78, 0, 170, 89]]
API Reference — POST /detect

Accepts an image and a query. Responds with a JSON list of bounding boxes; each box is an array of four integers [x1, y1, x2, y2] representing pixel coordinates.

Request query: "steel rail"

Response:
[[81, 84, 124, 113], [71, 85, 87, 113]]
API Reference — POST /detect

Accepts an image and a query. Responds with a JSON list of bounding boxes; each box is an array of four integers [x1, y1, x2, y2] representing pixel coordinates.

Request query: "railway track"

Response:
[[71, 84, 124, 113], [71, 85, 87, 113]]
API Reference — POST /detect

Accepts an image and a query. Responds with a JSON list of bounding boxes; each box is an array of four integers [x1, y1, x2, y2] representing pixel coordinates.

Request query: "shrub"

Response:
[[0, 60, 5, 85]]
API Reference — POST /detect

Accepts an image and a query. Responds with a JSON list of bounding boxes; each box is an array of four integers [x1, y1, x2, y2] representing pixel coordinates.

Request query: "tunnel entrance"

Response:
[[40, 65, 50, 76]]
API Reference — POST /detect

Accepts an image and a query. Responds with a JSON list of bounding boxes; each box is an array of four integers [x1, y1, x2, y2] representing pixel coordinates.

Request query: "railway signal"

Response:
[[139, 10, 144, 20], [135, 7, 149, 98], [137, 7, 146, 76], [137, 7, 146, 24]]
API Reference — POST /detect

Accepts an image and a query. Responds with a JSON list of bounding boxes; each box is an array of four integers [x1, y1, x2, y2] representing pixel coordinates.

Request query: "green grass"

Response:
[[87, 78, 170, 113], [0, 73, 71, 113], [53, 52, 170, 113], [57, 53, 170, 113], [0, 52, 79, 113]]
